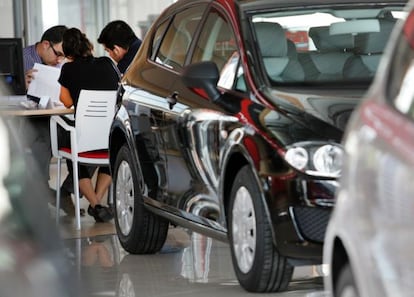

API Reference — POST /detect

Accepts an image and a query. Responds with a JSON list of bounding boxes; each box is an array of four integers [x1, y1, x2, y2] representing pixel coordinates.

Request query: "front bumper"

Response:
[[266, 176, 336, 263]]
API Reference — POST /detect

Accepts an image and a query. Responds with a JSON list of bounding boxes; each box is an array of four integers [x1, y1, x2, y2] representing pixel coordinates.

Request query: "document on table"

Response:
[[27, 63, 61, 103]]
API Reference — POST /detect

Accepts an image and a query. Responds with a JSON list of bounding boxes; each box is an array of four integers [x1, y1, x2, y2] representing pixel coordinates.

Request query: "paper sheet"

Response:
[[27, 63, 61, 103]]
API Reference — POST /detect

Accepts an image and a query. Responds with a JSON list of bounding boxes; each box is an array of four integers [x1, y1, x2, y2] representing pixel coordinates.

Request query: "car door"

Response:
[[139, 4, 213, 208], [149, 4, 246, 227], [167, 6, 247, 224]]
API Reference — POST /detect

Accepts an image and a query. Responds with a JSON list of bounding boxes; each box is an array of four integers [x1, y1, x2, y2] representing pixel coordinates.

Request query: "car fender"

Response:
[[109, 103, 144, 181], [218, 126, 276, 243]]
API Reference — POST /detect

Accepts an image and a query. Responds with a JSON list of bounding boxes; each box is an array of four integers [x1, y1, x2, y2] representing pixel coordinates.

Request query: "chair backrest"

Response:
[[75, 89, 117, 153]]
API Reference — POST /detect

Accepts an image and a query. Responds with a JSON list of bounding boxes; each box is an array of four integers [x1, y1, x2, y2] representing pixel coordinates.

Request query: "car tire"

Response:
[[228, 165, 293, 292], [335, 264, 359, 297], [113, 144, 169, 254]]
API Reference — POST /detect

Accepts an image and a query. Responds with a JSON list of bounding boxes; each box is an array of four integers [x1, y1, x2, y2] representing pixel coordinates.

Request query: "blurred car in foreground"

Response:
[[109, 0, 406, 292], [0, 79, 78, 296], [323, 4, 414, 297]]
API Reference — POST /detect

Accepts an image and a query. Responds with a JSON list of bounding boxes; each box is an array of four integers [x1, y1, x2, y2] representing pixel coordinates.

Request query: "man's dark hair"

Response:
[[40, 25, 68, 43], [97, 20, 137, 50]]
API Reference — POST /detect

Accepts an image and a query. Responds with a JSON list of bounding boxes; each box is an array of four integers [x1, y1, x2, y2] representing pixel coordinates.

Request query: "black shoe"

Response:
[[88, 204, 113, 223], [87, 205, 101, 222]]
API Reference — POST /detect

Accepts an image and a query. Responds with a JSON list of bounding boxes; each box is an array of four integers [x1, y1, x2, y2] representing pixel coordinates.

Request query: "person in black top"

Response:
[[58, 27, 120, 222], [97, 20, 142, 74]]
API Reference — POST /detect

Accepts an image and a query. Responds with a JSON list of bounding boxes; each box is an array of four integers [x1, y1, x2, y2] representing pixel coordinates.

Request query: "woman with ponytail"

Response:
[[58, 27, 120, 223]]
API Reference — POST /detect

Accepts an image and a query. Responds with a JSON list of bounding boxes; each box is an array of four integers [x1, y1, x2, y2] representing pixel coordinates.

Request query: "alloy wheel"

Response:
[[231, 186, 256, 273], [116, 160, 135, 236]]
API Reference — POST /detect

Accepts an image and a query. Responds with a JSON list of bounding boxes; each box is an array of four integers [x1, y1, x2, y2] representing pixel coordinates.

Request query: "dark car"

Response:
[[108, 0, 406, 292]]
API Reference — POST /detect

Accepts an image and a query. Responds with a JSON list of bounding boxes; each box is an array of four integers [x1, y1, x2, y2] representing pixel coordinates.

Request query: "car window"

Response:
[[153, 5, 206, 71], [250, 7, 406, 85], [191, 9, 245, 91], [151, 19, 170, 61], [387, 11, 414, 120]]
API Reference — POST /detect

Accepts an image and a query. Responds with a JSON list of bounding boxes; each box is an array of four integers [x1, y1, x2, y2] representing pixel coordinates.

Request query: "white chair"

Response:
[[50, 89, 117, 230]]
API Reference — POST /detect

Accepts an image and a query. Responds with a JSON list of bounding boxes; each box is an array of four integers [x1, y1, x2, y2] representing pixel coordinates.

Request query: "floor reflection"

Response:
[[181, 232, 213, 283], [63, 227, 326, 297]]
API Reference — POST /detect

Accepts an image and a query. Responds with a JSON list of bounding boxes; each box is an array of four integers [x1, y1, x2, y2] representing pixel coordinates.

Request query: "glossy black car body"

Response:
[[109, 0, 406, 292]]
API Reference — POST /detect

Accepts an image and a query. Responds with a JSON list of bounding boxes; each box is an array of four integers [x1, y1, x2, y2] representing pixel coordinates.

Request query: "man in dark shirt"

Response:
[[97, 20, 142, 74]]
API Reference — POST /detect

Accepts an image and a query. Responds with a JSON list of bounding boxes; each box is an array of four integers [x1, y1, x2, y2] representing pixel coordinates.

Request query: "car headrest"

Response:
[[254, 22, 287, 57], [309, 26, 354, 51], [354, 19, 396, 54]]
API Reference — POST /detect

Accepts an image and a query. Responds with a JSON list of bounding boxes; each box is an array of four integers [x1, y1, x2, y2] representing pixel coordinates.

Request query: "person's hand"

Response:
[[25, 68, 38, 90]]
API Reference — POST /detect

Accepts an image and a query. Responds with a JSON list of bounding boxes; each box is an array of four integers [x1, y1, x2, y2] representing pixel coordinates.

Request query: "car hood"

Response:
[[252, 87, 363, 145]]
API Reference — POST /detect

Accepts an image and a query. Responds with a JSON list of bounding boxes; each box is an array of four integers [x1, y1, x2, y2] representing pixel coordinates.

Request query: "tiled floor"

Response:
[[51, 163, 327, 297]]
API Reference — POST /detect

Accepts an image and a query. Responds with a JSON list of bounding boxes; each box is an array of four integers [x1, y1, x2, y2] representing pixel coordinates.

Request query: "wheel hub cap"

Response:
[[116, 160, 134, 235], [232, 186, 256, 273]]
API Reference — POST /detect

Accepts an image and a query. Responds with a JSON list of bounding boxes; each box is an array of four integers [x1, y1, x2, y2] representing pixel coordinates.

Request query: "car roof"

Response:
[[235, 0, 407, 10], [164, 0, 407, 15], [236, 0, 405, 4]]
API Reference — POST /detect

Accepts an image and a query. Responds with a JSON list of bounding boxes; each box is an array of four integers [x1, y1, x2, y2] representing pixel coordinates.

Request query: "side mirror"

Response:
[[182, 61, 221, 101]]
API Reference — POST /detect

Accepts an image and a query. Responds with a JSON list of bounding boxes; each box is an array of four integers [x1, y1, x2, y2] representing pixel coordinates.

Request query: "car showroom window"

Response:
[[191, 9, 244, 91], [387, 11, 414, 119], [152, 5, 206, 71]]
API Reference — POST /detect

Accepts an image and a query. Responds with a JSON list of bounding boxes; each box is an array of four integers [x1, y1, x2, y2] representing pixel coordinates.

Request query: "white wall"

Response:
[[2, 0, 176, 49], [108, 0, 175, 38], [0, 0, 14, 37]]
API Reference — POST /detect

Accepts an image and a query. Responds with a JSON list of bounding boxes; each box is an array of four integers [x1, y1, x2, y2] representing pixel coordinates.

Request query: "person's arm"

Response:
[[60, 86, 74, 108]]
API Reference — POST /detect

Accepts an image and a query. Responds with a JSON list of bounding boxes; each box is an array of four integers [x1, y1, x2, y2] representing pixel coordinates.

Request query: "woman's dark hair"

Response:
[[62, 27, 94, 59], [97, 20, 137, 50]]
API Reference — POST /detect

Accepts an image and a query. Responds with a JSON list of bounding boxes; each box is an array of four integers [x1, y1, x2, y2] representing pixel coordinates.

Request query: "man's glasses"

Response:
[[49, 43, 65, 58]]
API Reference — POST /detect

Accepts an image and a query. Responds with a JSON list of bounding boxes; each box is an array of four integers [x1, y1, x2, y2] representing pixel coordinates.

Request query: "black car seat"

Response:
[[254, 22, 304, 82]]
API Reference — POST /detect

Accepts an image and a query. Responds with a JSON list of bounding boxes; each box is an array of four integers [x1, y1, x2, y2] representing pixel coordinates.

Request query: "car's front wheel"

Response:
[[228, 165, 293, 292], [113, 144, 169, 254]]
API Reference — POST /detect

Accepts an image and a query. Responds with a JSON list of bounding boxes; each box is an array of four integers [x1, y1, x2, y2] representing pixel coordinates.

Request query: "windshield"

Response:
[[250, 6, 407, 85]]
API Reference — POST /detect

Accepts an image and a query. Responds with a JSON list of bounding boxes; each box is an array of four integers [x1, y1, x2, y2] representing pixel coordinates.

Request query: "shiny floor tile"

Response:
[[50, 162, 326, 297], [59, 222, 326, 297]]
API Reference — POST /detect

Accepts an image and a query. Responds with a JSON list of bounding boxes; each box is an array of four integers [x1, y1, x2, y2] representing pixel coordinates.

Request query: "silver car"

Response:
[[323, 3, 414, 297]]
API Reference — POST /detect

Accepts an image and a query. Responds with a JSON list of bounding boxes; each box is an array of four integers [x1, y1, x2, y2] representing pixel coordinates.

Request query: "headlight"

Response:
[[285, 147, 308, 170], [313, 144, 343, 175], [284, 142, 344, 178]]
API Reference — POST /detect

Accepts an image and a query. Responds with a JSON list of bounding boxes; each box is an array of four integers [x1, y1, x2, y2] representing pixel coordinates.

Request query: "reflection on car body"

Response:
[[108, 0, 407, 292]]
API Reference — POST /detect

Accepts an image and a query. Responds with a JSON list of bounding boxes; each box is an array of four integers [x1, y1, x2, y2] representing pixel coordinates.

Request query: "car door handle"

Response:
[[166, 91, 178, 110]]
